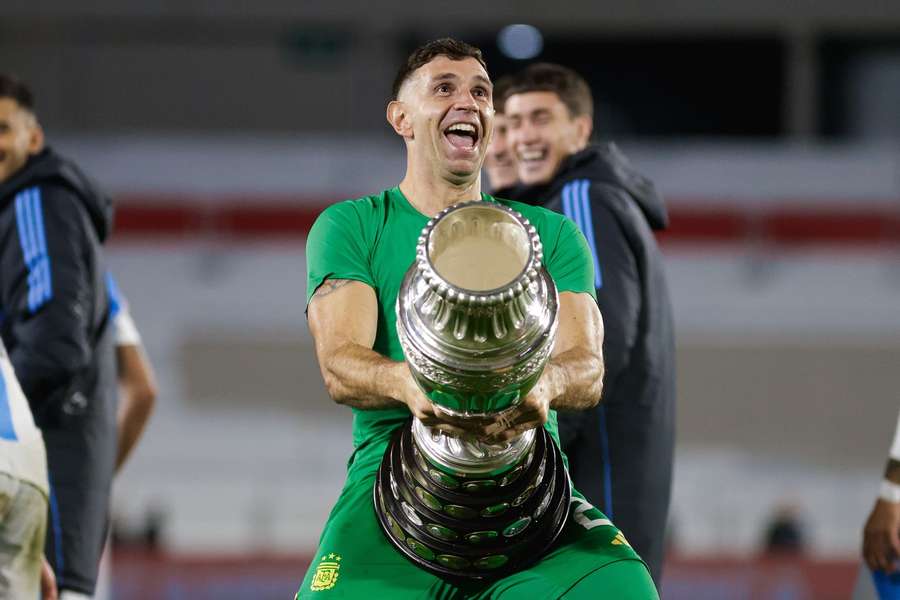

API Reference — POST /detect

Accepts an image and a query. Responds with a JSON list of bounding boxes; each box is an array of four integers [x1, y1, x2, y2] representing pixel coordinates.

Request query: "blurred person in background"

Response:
[[105, 272, 156, 474], [502, 63, 676, 587], [91, 272, 157, 600], [853, 409, 900, 599], [0, 337, 57, 599], [483, 75, 517, 196], [0, 73, 117, 599], [299, 38, 657, 598], [762, 502, 807, 555]]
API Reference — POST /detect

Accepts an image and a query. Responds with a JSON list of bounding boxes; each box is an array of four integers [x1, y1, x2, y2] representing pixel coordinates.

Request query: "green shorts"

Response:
[[297, 430, 657, 600]]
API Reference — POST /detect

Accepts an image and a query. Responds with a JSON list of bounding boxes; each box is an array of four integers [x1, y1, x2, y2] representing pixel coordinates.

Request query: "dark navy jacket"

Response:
[[0, 147, 116, 427]]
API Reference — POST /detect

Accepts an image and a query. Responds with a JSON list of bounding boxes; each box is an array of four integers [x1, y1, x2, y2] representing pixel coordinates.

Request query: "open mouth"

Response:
[[443, 122, 479, 152], [518, 147, 548, 166]]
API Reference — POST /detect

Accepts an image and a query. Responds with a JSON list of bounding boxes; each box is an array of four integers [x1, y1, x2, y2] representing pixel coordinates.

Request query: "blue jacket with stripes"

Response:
[[0, 147, 116, 426]]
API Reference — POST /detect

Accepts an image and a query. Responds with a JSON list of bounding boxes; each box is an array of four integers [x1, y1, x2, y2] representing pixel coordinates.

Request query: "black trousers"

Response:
[[557, 400, 674, 587], [42, 405, 116, 595]]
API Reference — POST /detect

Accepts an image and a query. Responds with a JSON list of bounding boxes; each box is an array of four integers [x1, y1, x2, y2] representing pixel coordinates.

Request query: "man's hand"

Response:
[[41, 556, 58, 600], [396, 362, 555, 445], [481, 371, 556, 443], [392, 362, 495, 440], [863, 498, 900, 572]]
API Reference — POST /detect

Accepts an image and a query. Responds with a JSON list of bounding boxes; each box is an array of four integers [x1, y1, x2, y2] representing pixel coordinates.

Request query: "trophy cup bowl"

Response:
[[375, 201, 571, 580]]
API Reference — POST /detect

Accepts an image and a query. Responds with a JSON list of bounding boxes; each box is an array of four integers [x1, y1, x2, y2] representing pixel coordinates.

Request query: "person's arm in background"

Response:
[[553, 183, 640, 448], [863, 409, 900, 572], [577, 184, 641, 403], [106, 273, 156, 472], [41, 555, 58, 600]]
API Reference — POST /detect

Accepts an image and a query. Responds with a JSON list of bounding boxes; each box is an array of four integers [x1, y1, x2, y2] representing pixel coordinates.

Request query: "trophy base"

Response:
[[374, 419, 571, 581]]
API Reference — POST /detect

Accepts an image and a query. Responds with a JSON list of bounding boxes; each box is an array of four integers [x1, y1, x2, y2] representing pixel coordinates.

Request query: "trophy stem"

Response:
[[411, 418, 536, 478]]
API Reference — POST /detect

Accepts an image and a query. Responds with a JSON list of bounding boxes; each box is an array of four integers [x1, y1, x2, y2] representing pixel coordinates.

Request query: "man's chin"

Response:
[[519, 168, 553, 186], [443, 157, 483, 179]]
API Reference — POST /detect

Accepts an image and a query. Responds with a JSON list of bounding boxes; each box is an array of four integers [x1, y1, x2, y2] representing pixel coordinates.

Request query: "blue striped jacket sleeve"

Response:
[[560, 179, 641, 382], [4, 184, 99, 407]]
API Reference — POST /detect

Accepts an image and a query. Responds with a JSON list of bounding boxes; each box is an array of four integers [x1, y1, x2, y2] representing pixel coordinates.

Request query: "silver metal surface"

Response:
[[397, 201, 559, 475]]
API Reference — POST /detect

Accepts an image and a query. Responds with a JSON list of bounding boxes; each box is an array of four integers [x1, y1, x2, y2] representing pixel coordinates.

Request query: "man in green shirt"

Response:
[[298, 38, 658, 599]]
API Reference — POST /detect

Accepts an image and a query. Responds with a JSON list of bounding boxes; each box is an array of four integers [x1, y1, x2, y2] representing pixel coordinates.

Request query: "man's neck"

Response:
[[399, 159, 483, 217]]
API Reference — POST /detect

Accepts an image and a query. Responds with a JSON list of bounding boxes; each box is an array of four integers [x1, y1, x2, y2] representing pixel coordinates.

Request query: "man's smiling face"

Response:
[[0, 98, 43, 184], [394, 55, 494, 185], [505, 90, 589, 186]]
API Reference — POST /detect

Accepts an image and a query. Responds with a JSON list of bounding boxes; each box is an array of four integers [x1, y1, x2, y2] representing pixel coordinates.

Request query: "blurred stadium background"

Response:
[[4, 1, 900, 598]]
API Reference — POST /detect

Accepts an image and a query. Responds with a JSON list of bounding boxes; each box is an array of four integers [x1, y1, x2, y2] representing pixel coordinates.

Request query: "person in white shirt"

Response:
[[0, 337, 57, 599], [854, 409, 900, 599], [105, 273, 156, 474]]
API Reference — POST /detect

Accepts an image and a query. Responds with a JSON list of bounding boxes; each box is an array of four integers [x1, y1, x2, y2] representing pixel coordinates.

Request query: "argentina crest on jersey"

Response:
[[310, 553, 342, 592]]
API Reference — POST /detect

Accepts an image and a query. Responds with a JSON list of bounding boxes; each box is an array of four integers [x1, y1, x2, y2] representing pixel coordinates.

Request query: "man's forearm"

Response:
[[320, 342, 408, 410], [545, 346, 604, 411], [115, 385, 154, 472]]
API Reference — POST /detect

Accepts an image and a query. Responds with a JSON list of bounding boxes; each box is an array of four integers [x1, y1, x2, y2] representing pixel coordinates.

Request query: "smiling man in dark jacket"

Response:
[[502, 63, 676, 587], [0, 73, 117, 599]]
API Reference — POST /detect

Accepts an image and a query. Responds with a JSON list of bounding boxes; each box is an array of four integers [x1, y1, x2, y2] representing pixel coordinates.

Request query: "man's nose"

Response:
[[454, 90, 479, 111], [508, 123, 532, 147]]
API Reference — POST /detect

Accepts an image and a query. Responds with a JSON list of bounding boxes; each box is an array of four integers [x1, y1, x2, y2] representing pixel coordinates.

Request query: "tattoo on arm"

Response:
[[885, 458, 900, 484], [313, 279, 353, 300]]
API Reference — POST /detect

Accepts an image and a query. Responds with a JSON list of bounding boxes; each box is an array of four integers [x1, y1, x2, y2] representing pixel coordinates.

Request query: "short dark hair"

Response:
[[392, 38, 488, 100], [505, 63, 593, 119], [492, 75, 513, 114], [0, 74, 35, 113]]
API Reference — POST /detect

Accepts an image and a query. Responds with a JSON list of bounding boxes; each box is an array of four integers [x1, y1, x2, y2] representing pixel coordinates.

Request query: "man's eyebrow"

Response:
[[430, 73, 461, 83], [472, 75, 493, 89]]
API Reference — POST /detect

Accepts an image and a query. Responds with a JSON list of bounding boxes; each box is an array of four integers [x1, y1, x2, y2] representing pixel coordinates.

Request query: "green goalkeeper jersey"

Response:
[[305, 187, 597, 450], [299, 187, 655, 599]]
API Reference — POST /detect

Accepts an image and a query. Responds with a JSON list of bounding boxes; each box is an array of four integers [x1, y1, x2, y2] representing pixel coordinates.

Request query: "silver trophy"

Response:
[[375, 201, 571, 579]]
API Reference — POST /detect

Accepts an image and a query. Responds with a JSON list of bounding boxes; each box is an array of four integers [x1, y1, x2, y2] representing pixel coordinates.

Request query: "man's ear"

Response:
[[27, 120, 44, 155], [387, 101, 413, 139], [573, 114, 593, 150]]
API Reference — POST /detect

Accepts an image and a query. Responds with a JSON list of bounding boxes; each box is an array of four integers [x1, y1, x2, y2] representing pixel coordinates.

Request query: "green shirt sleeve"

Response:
[[305, 200, 376, 306], [543, 214, 598, 300]]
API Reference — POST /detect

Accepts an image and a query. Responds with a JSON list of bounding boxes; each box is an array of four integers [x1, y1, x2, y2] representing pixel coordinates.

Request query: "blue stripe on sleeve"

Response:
[[106, 271, 122, 318], [561, 180, 603, 290], [572, 180, 586, 236], [26, 189, 43, 310], [48, 478, 65, 588], [14, 187, 53, 313], [0, 366, 17, 441], [15, 191, 36, 263], [561, 181, 577, 232], [577, 179, 604, 289], [31, 188, 52, 305]]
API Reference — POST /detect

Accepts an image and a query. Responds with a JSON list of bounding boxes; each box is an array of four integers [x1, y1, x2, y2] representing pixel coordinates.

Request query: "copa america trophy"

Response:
[[374, 201, 571, 580]]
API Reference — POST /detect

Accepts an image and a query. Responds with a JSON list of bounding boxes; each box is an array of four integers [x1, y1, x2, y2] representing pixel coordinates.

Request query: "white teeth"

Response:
[[446, 123, 476, 134], [520, 150, 543, 161]]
